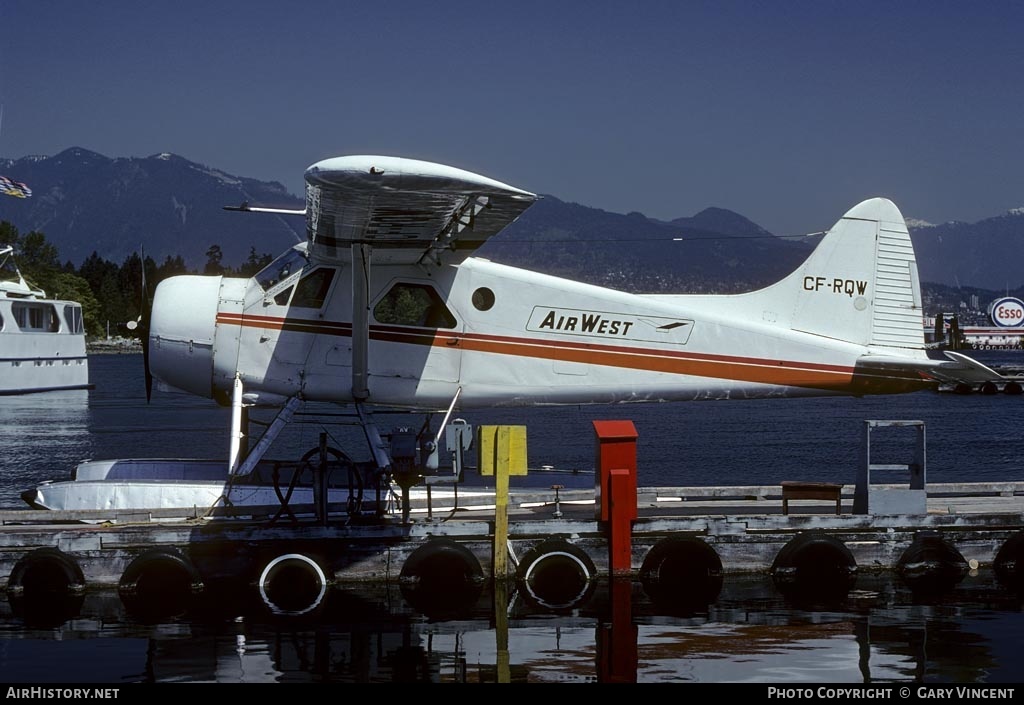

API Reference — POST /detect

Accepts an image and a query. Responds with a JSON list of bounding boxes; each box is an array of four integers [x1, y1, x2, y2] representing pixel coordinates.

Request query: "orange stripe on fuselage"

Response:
[[217, 312, 351, 335], [216, 313, 860, 389], [456, 332, 853, 388]]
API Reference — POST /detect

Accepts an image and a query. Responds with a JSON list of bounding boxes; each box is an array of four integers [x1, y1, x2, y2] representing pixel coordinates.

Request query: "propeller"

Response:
[[125, 248, 154, 401]]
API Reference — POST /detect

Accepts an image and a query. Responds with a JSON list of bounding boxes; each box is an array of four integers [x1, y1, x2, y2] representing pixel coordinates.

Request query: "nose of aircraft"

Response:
[[149, 275, 221, 399]]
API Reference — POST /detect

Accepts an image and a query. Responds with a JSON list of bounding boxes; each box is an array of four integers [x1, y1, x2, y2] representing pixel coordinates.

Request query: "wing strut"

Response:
[[352, 243, 371, 401], [232, 395, 303, 477], [418, 195, 489, 267], [229, 374, 245, 473]]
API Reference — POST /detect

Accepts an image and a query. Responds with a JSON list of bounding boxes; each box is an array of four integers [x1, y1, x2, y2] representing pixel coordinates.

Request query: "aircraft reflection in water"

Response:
[[3, 572, 1020, 684]]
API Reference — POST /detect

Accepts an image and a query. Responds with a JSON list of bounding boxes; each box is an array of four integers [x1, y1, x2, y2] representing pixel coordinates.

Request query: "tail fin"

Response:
[[746, 197, 925, 350], [656, 197, 1002, 387]]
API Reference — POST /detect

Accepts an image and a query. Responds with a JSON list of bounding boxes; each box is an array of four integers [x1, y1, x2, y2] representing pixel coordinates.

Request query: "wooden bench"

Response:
[[781, 481, 843, 515]]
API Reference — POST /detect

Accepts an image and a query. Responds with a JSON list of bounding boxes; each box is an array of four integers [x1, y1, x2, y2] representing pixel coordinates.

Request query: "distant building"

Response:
[[925, 296, 1024, 349]]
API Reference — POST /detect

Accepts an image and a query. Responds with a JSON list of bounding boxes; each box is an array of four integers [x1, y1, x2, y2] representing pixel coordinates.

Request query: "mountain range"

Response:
[[1, 148, 1022, 298]]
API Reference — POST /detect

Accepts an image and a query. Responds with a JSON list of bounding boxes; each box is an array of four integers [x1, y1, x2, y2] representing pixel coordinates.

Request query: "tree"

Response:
[[97, 275, 129, 336], [0, 221, 19, 248], [239, 246, 273, 277], [204, 244, 225, 275], [17, 230, 61, 272], [118, 253, 150, 329], [48, 272, 103, 337], [5, 229, 62, 297], [157, 254, 189, 279], [79, 251, 119, 292], [78, 251, 126, 336]]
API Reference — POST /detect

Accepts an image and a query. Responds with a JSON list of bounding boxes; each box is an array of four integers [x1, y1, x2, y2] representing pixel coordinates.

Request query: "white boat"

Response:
[[0, 246, 90, 395]]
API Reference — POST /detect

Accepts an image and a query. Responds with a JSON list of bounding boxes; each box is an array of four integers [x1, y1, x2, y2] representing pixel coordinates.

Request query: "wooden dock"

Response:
[[3, 419, 1023, 617], [2, 480, 1023, 606]]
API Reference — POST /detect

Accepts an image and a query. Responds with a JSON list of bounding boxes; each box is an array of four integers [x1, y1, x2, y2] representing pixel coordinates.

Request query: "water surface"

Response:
[[0, 351, 1022, 684]]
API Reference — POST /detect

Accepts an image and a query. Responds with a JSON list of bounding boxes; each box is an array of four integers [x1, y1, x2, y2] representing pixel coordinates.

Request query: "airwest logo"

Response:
[[803, 276, 868, 297], [528, 307, 693, 345]]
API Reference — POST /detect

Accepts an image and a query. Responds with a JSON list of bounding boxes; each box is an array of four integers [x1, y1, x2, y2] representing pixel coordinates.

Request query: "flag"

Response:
[[0, 175, 32, 198]]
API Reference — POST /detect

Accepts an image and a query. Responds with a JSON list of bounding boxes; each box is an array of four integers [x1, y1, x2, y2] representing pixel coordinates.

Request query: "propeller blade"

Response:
[[138, 248, 154, 402], [143, 325, 153, 402]]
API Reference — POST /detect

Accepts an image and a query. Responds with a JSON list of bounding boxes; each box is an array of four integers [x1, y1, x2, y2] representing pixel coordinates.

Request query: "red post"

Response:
[[595, 576, 638, 683], [593, 420, 638, 521], [608, 468, 636, 576], [593, 420, 637, 577]]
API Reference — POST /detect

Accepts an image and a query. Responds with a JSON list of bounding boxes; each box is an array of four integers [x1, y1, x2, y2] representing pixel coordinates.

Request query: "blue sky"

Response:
[[2, 0, 1023, 237]]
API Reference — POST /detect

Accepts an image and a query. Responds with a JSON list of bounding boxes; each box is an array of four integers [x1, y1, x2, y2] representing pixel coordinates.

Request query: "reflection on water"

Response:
[[2, 350, 1023, 508], [1, 572, 1022, 683], [0, 389, 90, 506], [2, 351, 1024, 683]]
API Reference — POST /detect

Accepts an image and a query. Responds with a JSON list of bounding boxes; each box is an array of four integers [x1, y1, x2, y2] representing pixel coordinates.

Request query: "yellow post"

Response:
[[478, 425, 527, 583], [494, 573, 511, 684], [493, 425, 511, 580]]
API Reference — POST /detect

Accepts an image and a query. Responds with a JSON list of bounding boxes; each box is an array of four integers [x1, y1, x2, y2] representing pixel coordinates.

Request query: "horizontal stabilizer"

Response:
[[933, 350, 1005, 383], [857, 350, 1004, 385]]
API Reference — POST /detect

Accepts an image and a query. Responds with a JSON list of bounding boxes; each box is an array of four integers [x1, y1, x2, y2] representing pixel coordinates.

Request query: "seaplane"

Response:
[[23, 154, 1004, 519]]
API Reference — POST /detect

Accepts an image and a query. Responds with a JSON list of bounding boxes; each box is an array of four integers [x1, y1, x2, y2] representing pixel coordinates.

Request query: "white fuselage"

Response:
[[150, 253, 930, 411]]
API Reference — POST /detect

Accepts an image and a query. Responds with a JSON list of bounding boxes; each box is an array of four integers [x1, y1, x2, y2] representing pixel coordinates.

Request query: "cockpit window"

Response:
[[374, 283, 456, 329], [255, 247, 307, 291], [272, 267, 336, 308], [291, 268, 335, 309], [273, 285, 294, 306]]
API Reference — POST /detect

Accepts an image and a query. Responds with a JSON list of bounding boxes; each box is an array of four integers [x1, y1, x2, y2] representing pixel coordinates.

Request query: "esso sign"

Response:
[[988, 297, 1024, 327]]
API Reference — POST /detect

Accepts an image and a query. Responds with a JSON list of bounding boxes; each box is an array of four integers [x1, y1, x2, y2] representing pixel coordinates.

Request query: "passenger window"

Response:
[[374, 283, 456, 329]]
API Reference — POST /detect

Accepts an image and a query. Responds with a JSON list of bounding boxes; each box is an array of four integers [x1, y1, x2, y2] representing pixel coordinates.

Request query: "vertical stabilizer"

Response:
[[791, 197, 923, 348], [646, 197, 926, 351], [736, 197, 924, 350]]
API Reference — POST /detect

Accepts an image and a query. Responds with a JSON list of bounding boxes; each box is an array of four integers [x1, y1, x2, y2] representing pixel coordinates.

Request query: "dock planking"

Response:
[[1, 481, 1022, 592]]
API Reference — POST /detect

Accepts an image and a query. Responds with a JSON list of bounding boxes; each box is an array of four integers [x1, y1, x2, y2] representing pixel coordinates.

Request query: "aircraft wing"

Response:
[[303, 155, 538, 265], [857, 349, 1004, 385]]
